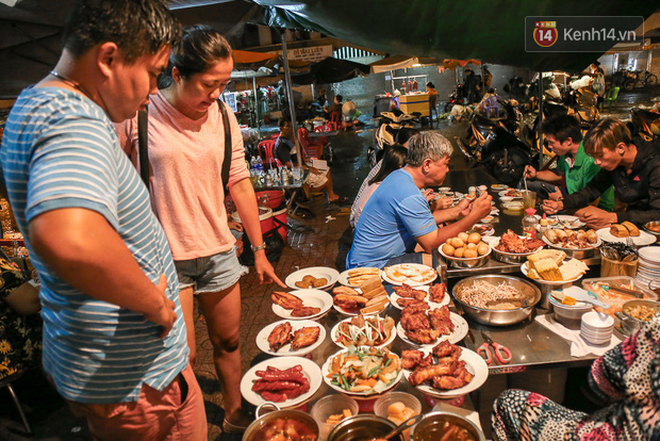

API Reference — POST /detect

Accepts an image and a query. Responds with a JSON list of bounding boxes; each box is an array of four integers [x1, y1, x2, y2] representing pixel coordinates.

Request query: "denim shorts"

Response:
[[174, 247, 242, 294]]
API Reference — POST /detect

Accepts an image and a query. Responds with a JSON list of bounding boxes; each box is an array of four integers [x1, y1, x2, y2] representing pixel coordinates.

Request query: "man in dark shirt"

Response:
[[543, 118, 660, 228]]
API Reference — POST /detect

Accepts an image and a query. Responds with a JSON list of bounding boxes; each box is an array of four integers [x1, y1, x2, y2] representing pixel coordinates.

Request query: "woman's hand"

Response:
[[254, 251, 286, 287]]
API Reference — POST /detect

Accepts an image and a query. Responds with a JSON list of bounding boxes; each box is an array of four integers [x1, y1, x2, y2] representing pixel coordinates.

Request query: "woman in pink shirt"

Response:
[[116, 25, 284, 433]]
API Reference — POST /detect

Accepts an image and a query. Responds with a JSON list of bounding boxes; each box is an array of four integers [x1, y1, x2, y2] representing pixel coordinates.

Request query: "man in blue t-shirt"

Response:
[[0, 2, 207, 439], [347, 131, 493, 269]]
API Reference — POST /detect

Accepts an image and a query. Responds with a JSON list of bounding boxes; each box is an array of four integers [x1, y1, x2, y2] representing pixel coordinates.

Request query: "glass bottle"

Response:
[[522, 208, 539, 238]]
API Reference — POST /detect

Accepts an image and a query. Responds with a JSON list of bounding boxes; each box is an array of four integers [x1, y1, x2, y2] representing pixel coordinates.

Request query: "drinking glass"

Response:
[[521, 190, 537, 209]]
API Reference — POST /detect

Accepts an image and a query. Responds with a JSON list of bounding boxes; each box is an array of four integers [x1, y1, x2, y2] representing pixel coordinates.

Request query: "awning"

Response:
[[370, 55, 444, 74], [292, 57, 370, 84]]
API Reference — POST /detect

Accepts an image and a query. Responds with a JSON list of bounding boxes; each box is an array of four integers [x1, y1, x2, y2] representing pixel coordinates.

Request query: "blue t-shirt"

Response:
[[347, 169, 437, 269], [0, 87, 189, 403]]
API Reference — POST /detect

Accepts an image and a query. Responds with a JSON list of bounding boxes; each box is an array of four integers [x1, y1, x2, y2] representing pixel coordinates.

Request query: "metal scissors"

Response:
[[477, 331, 512, 365]]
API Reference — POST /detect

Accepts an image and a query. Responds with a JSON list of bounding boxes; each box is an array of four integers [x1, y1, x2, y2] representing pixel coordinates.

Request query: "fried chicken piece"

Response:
[[432, 375, 468, 390], [428, 306, 454, 335], [402, 350, 433, 370], [291, 306, 321, 317], [429, 283, 446, 303], [432, 340, 461, 359], [408, 361, 457, 386], [396, 297, 429, 309], [267, 321, 293, 352], [290, 326, 320, 351], [405, 328, 441, 345], [333, 293, 368, 310], [393, 283, 427, 300], [272, 291, 304, 310]]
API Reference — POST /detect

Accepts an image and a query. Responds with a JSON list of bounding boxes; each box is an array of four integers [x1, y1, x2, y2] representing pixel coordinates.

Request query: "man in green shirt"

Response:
[[524, 114, 614, 211]]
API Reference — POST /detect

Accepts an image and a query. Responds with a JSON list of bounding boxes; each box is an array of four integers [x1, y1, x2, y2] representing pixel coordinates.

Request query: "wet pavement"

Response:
[[1, 86, 658, 440]]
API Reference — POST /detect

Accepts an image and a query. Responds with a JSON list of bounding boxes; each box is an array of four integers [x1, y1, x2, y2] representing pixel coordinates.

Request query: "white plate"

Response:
[[388, 285, 450, 310], [256, 319, 326, 356], [541, 234, 602, 251], [638, 246, 660, 264], [330, 316, 397, 349], [271, 289, 333, 320], [498, 189, 523, 199], [471, 224, 495, 236], [499, 196, 514, 203], [382, 263, 437, 286], [396, 312, 468, 348], [240, 356, 322, 408], [403, 347, 489, 399], [555, 215, 585, 229], [285, 266, 340, 291], [491, 184, 509, 191], [337, 268, 381, 288], [596, 228, 657, 246], [521, 262, 583, 285], [321, 348, 403, 397], [480, 215, 495, 224]]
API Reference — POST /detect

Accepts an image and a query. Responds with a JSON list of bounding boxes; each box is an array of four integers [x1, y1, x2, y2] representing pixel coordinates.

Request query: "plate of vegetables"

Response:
[[322, 346, 402, 396]]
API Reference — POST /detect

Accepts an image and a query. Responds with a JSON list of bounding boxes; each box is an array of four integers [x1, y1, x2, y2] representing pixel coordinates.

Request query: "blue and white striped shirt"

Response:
[[0, 87, 189, 403]]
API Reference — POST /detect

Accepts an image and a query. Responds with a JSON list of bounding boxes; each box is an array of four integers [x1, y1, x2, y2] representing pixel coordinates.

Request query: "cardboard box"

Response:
[[398, 93, 430, 117]]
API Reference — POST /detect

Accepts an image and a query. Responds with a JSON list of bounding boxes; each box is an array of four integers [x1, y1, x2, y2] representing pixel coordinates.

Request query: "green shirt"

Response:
[[556, 142, 615, 211]]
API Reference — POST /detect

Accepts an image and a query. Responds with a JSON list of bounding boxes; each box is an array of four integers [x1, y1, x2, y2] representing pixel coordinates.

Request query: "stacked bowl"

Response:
[[637, 247, 660, 288], [580, 311, 614, 345]]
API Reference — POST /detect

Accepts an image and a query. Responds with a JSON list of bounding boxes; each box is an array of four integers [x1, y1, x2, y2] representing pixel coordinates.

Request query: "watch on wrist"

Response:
[[251, 242, 267, 252]]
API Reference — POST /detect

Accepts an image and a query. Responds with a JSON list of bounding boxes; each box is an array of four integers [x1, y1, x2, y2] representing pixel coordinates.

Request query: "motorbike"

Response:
[[629, 107, 660, 142], [367, 110, 418, 167], [456, 99, 538, 185], [443, 84, 465, 113], [503, 76, 527, 98]]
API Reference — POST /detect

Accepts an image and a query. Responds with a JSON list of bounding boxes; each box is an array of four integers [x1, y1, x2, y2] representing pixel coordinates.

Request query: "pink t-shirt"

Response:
[[115, 91, 249, 260]]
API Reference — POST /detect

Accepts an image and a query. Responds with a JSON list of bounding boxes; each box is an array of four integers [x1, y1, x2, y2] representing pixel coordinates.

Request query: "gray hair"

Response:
[[406, 131, 454, 167]]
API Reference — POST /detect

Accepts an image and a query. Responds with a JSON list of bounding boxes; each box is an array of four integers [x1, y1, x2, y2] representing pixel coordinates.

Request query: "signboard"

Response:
[[287, 45, 333, 62]]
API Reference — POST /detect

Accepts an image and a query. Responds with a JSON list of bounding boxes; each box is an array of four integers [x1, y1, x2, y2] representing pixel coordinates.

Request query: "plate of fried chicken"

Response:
[[396, 304, 468, 348], [388, 282, 449, 310], [257, 319, 326, 356], [271, 290, 333, 320], [402, 342, 488, 399], [240, 356, 322, 408]]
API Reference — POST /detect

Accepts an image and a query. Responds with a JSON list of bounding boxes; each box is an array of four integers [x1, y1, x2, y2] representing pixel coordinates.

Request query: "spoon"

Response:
[[551, 288, 610, 309], [377, 414, 424, 440]]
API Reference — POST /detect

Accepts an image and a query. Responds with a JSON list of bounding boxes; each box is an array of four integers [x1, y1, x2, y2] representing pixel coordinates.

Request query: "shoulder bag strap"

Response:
[[219, 101, 232, 193], [137, 108, 150, 187]]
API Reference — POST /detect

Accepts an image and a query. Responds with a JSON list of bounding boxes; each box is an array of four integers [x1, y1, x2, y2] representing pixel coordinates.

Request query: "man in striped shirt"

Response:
[[0, 1, 206, 439]]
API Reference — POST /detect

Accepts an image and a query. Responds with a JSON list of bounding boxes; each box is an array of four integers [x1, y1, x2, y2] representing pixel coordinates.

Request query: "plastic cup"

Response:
[[521, 190, 537, 209]]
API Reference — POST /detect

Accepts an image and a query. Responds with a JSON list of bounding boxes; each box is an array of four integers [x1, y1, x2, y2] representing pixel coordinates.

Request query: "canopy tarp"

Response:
[[233, 49, 277, 65], [253, 0, 658, 72], [291, 57, 370, 85], [370, 55, 444, 74], [442, 59, 482, 70]]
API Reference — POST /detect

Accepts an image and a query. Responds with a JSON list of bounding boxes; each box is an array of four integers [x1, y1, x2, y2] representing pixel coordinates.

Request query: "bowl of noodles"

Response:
[[452, 275, 542, 326]]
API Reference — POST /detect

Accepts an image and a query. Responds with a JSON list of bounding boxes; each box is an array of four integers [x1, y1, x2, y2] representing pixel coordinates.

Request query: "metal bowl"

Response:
[[328, 415, 403, 441], [489, 237, 542, 264], [644, 221, 660, 238], [452, 275, 542, 326], [411, 411, 485, 441], [438, 244, 492, 268], [615, 299, 660, 336], [541, 235, 599, 259], [243, 403, 319, 441]]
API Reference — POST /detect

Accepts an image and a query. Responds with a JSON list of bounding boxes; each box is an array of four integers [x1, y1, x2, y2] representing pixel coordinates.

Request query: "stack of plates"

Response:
[[636, 246, 660, 288], [580, 311, 614, 345]]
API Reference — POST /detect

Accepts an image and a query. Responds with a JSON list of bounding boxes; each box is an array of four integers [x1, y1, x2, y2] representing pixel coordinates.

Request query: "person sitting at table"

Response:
[[350, 128, 421, 228], [524, 114, 614, 212], [323, 94, 343, 118], [352, 145, 408, 226], [492, 314, 660, 441], [346, 131, 492, 269], [274, 119, 347, 203], [542, 118, 660, 228]]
